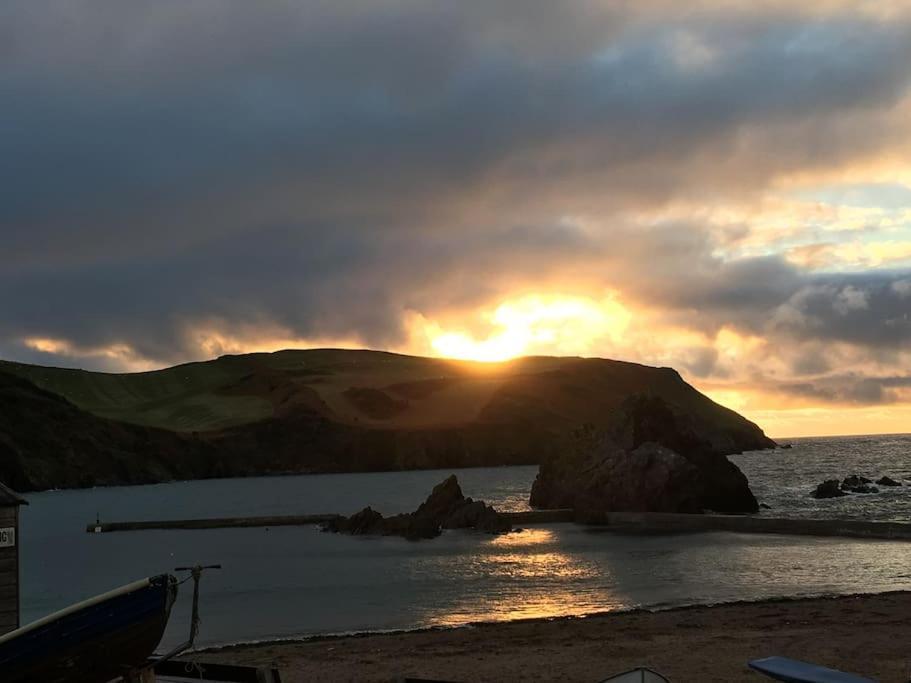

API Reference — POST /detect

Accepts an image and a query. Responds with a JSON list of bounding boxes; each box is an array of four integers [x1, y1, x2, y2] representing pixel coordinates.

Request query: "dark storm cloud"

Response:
[[771, 274, 911, 349], [696, 266, 911, 351], [560, 222, 911, 351], [0, 218, 594, 362], [2, 2, 911, 373], [778, 375, 911, 405], [5, 4, 910, 238]]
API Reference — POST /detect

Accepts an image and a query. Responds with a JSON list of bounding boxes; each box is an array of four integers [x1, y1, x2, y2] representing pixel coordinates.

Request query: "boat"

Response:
[[0, 574, 178, 683]]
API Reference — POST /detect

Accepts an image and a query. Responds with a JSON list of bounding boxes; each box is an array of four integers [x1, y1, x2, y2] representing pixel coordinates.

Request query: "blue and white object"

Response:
[[749, 656, 876, 683]]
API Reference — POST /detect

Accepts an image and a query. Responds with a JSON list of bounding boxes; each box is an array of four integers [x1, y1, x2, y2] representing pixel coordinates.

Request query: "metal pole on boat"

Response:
[[155, 564, 222, 665]]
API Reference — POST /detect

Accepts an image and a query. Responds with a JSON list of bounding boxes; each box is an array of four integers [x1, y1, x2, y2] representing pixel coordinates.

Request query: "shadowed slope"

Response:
[[0, 350, 775, 491]]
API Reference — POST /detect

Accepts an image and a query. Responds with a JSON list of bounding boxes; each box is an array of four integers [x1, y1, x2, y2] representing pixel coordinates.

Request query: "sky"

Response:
[[2, 1, 911, 438]]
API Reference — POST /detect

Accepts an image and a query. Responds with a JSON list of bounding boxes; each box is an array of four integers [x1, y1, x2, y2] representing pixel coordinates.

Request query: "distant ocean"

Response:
[[19, 433, 911, 650]]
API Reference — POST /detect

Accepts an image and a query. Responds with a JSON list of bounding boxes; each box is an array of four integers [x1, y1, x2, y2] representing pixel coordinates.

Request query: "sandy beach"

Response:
[[192, 591, 911, 682]]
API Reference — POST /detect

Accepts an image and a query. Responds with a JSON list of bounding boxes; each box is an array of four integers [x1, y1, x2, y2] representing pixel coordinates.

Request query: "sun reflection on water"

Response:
[[488, 527, 556, 546], [421, 527, 618, 627], [480, 528, 598, 580]]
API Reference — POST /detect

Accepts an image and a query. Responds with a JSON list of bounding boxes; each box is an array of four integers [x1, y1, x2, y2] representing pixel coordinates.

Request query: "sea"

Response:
[[18, 433, 911, 650]]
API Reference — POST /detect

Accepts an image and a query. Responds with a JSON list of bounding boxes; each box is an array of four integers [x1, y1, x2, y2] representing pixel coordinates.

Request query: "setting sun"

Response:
[[418, 294, 631, 362]]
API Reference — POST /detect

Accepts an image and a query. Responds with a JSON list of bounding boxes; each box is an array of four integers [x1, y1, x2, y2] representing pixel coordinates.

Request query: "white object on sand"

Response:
[[599, 668, 671, 683]]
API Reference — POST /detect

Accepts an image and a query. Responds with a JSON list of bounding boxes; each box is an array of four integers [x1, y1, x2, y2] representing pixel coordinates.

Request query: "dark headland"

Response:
[[0, 349, 774, 492]]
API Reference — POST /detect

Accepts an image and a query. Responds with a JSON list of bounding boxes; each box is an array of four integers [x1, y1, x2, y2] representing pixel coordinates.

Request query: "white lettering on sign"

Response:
[[0, 528, 15, 548]]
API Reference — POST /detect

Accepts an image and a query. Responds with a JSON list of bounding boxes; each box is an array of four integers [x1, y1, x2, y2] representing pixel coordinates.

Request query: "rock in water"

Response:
[[812, 480, 847, 499], [323, 506, 385, 534], [413, 475, 466, 520], [841, 474, 872, 489], [876, 476, 902, 487], [529, 395, 758, 516], [810, 475, 883, 497], [442, 499, 513, 533], [322, 474, 512, 539], [840, 475, 878, 494]]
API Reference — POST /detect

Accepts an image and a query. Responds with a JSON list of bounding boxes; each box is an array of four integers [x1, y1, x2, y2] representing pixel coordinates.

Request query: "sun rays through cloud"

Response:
[[412, 295, 631, 363]]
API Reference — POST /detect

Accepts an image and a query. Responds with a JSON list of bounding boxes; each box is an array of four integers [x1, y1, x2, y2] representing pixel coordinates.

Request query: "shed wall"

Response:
[[0, 506, 19, 634]]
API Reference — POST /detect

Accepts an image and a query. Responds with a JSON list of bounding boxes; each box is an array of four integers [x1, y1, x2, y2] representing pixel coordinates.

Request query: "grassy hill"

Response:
[[0, 354, 271, 431], [0, 349, 775, 491], [1, 350, 574, 431]]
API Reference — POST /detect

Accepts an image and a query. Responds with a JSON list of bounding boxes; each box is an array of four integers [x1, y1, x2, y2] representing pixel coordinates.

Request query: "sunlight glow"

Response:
[[750, 404, 911, 440], [419, 294, 631, 362], [22, 337, 157, 371], [703, 388, 750, 413]]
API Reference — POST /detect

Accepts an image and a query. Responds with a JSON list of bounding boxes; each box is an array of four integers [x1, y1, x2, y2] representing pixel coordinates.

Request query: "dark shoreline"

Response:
[[193, 588, 910, 654], [17, 462, 546, 495], [21, 462, 540, 496], [189, 590, 911, 682]]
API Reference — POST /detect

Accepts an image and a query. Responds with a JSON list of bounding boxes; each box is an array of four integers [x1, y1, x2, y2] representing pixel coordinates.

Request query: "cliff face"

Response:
[[0, 350, 775, 492], [529, 395, 760, 515], [0, 371, 207, 491]]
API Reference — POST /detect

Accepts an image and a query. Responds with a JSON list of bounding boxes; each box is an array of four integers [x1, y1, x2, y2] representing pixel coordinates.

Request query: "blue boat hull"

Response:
[[0, 574, 177, 683]]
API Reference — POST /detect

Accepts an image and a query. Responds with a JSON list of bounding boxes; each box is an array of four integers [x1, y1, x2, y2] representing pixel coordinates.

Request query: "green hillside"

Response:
[[0, 349, 776, 492], [0, 355, 269, 431], [0, 350, 570, 432]]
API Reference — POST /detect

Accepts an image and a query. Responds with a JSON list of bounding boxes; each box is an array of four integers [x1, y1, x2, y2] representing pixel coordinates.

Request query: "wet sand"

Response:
[[193, 591, 911, 682]]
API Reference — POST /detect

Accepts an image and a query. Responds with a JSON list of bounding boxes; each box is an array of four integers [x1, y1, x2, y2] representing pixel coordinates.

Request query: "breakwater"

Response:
[[86, 513, 341, 533], [85, 509, 911, 540], [591, 511, 911, 540], [85, 509, 575, 533]]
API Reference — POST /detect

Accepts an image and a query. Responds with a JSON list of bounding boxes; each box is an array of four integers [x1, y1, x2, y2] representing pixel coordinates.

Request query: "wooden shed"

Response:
[[0, 481, 27, 636]]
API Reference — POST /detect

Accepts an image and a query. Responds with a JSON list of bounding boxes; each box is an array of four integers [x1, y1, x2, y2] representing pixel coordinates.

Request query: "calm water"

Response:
[[18, 433, 911, 649]]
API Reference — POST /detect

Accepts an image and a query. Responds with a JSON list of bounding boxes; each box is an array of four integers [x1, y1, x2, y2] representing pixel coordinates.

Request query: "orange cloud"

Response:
[[22, 337, 157, 372]]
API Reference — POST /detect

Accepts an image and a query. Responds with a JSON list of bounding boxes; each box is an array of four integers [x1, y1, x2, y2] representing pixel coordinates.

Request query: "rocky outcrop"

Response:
[[811, 480, 847, 499], [322, 475, 512, 540], [841, 475, 878, 494], [810, 474, 903, 498], [841, 474, 871, 489], [529, 395, 759, 517]]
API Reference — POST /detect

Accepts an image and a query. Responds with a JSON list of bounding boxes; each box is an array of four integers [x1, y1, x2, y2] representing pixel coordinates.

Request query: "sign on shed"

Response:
[[0, 481, 27, 636]]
